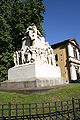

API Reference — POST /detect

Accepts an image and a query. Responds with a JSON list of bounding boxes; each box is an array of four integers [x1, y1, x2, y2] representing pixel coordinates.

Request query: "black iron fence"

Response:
[[0, 98, 80, 120]]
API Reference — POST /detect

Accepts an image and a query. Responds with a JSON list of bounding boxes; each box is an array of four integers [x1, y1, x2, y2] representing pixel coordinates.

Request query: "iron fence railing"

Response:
[[0, 98, 80, 120]]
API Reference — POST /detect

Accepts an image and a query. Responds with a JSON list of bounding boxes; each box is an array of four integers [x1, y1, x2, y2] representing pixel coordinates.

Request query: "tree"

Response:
[[0, 0, 45, 82], [9, 0, 45, 50], [0, 0, 14, 81]]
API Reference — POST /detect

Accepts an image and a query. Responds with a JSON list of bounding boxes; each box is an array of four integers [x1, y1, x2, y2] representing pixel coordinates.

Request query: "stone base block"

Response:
[[1, 77, 66, 89], [8, 63, 61, 82], [1, 63, 67, 88]]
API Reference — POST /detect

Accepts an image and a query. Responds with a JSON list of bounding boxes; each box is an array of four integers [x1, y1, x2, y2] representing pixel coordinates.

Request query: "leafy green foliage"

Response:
[[0, 0, 14, 81], [0, 0, 45, 82]]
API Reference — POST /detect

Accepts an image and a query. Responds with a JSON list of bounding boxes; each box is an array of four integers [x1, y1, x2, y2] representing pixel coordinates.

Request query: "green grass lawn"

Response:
[[0, 83, 80, 104]]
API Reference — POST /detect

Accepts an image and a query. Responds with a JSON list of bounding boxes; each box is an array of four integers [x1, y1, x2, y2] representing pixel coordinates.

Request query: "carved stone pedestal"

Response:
[[1, 63, 64, 88], [1, 24, 67, 89]]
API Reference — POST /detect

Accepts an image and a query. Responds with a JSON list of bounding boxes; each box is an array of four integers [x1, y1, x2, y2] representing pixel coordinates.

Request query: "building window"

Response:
[[73, 47, 78, 59], [55, 54, 58, 61]]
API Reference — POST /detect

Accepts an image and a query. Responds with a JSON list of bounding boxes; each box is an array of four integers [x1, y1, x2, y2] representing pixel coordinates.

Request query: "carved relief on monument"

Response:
[[14, 24, 56, 66]]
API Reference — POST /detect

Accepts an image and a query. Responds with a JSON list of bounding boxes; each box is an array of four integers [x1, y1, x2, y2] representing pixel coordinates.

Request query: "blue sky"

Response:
[[42, 0, 80, 45]]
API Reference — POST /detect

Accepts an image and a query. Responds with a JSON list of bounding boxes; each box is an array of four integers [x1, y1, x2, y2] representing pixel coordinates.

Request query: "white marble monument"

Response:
[[1, 24, 64, 88]]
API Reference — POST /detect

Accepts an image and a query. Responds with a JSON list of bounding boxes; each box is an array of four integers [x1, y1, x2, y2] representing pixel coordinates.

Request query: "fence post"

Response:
[[16, 104, 18, 120], [72, 98, 76, 120], [55, 102, 57, 120], [8, 102, 11, 120], [22, 104, 24, 120], [42, 102, 44, 120], [79, 98, 80, 111], [29, 103, 31, 120], [61, 101, 63, 119], [49, 102, 51, 120], [67, 100, 69, 118], [36, 103, 38, 120], [2, 104, 4, 120]]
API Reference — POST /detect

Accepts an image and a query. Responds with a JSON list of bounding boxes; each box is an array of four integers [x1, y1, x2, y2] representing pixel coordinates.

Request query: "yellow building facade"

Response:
[[51, 38, 80, 82]]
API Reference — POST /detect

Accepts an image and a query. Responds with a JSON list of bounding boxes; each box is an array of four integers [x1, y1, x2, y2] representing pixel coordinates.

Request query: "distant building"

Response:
[[51, 38, 80, 82]]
